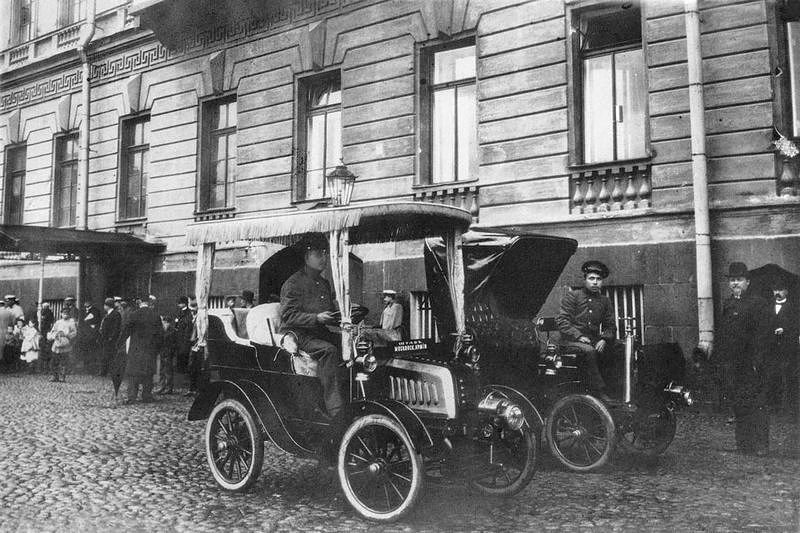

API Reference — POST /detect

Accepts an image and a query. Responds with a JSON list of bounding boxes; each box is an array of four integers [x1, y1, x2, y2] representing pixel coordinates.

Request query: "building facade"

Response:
[[1, 0, 799, 356]]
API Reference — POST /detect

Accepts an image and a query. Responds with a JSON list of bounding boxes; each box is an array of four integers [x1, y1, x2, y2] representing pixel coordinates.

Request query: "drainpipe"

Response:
[[76, 0, 96, 231], [75, 0, 95, 307], [685, 0, 714, 357]]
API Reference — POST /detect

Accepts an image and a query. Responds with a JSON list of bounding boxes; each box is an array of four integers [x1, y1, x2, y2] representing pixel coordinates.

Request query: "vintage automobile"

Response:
[[424, 230, 694, 472], [184, 202, 542, 522]]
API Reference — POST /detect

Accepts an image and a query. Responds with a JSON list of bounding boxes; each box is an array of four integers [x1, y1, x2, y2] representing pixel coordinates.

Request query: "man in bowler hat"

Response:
[[557, 260, 616, 403], [764, 274, 799, 413], [714, 262, 771, 455]]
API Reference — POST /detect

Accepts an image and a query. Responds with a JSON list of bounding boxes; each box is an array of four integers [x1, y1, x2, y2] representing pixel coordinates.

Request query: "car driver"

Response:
[[556, 260, 616, 403]]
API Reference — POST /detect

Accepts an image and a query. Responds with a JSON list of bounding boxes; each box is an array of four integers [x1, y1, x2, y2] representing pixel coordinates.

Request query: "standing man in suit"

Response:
[[97, 298, 122, 377], [118, 298, 163, 403], [714, 262, 771, 455], [766, 276, 799, 413], [79, 300, 102, 373]]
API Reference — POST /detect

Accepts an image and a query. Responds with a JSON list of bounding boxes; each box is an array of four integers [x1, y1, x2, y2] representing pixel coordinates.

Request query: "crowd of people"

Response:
[[0, 292, 245, 404]]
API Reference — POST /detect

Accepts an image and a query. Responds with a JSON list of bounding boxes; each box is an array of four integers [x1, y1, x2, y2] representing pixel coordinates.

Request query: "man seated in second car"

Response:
[[556, 260, 616, 403], [279, 235, 343, 421]]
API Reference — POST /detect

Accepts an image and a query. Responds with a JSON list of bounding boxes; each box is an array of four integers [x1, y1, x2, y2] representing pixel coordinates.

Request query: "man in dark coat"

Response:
[[173, 296, 193, 377], [97, 298, 122, 377], [39, 302, 55, 372], [764, 275, 799, 412], [118, 298, 163, 403], [714, 262, 771, 455], [556, 260, 617, 403], [79, 300, 102, 373], [279, 235, 343, 419]]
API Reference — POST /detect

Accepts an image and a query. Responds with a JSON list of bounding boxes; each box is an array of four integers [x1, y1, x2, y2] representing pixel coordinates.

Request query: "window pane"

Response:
[[432, 88, 456, 183], [789, 22, 800, 137], [583, 55, 614, 163], [615, 49, 647, 160], [307, 114, 326, 172], [325, 110, 341, 169], [305, 169, 325, 200], [211, 103, 224, 130], [456, 84, 478, 181], [309, 77, 341, 108], [227, 101, 237, 128], [581, 7, 641, 52], [433, 46, 476, 84]]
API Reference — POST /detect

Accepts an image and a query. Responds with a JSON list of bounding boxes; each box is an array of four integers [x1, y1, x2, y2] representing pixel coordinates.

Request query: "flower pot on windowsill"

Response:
[[778, 156, 798, 197]]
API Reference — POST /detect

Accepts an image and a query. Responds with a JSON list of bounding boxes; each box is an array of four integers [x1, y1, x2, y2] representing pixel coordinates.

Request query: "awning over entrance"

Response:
[[0, 225, 165, 257]]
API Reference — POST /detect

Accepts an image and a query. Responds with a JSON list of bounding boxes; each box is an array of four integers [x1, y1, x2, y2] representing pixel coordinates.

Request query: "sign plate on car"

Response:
[[392, 339, 430, 356]]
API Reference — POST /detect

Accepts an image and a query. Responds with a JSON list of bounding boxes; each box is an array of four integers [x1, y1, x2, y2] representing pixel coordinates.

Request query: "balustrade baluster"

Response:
[[584, 173, 597, 213], [637, 166, 651, 208], [597, 170, 611, 212], [611, 173, 624, 211], [624, 168, 638, 210], [572, 175, 585, 214]]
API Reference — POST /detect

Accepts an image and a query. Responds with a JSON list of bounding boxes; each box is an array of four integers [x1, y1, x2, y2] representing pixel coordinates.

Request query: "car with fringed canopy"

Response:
[[183, 202, 542, 522]]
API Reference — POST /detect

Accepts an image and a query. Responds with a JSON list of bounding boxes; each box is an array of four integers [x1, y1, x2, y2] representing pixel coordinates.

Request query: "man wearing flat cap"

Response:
[[556, 260, 616, 402], [280, 234, 343, 420], [714, 262, 771, 455]]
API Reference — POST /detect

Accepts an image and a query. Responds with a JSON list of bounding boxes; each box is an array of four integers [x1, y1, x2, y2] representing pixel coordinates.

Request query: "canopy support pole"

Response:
[[76, 257, 83, 308], [37, 255, 45, 326], [194, 243, 216, 355]]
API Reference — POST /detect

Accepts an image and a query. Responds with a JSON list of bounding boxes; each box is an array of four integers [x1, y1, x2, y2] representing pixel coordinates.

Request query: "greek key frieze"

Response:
[[0, 71, 82, 111]]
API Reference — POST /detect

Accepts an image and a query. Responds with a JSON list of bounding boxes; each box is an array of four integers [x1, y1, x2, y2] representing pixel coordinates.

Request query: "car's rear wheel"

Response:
[[205, 398, 264, 491], [338, 414, 423, 522], [618, 405, 676, 456], [546, 393, 615, 472]]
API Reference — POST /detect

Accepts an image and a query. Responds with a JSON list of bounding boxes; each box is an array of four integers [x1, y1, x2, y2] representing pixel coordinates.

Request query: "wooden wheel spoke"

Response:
[[387, 479, 406, 500], [390, 471, 411, 483]]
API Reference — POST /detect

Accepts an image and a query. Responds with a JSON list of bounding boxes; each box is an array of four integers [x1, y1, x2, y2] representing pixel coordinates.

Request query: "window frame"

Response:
[[116, 112, 150, 223], [4, 143, 27, 225], [57, 0, 84, 27], [566, 1, 651, 168], [292, 69, 342, 204], [52, 131, 79, 228], [416, 35, 478, 186], [197, 93, 238, 215], [774, 1, 800, 141]]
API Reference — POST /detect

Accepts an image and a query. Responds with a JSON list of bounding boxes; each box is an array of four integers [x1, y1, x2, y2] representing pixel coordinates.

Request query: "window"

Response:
[[118, 116, 150, 221], [601, 285, 644, 340], [58, 0, 84, 26], [420, 40, 477, 184], [53, 133, 78, 227], [199, 96, 237, 212], [410, 291, 438, 340], [574, 6, 647, 164], [295, 73, 341, 201], [4, 145, 26, 225], [13, 0, 36, 45]]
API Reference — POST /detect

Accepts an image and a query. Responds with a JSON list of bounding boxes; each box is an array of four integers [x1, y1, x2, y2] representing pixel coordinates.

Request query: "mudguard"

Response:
[[188, 379, 313, 456], [348, 398, 434, 453], [484, 384, 545, 434]]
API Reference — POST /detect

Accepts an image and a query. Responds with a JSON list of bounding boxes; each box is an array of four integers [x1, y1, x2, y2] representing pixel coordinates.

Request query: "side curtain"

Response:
[[329, 229, 352, 361], [445, 228, 466, 352], [194, 242, 216, 353]]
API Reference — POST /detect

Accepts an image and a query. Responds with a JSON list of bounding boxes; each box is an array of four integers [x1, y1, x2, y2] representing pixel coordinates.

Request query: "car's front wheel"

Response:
[[546, 393, 615, 472], [338, 414, 423, 522], [205, 398, 264, 491], [618, 405, 677, 456]]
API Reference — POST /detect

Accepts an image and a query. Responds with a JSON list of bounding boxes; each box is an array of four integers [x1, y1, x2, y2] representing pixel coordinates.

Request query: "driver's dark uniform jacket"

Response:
[[556, 287, 616, 392], [280, 266, 343, 417]]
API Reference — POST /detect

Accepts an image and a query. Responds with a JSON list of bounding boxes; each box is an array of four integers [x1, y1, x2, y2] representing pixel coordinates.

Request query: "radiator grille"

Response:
[[389, 376, 440, 407]]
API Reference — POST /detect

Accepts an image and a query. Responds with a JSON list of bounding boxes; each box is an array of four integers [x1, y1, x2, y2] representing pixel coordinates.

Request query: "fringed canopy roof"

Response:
[[186, 202, 472, 246]]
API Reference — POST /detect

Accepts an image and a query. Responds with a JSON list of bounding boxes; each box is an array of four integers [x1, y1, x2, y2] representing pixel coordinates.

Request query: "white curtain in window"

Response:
[[583, 55, 614, 163], [615, 49, 647, 160], [457, 84, 478, 180], [788, 22, 800, 137], [433, 88, 456, 183], [445, 229, 466, 354]]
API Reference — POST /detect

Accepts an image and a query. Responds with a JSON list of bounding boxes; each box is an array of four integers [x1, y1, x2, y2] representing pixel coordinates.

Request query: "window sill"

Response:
[[568, 156, 652, 173], [115, 217, 147, 228], [194, 207, 236, 222], [412, 179, 479, 192], [291, 198, 330, 211]]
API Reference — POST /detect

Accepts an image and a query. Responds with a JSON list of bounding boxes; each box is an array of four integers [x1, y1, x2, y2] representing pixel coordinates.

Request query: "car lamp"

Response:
[[501, 404, 525, 431], [478, 392, 526, 431]]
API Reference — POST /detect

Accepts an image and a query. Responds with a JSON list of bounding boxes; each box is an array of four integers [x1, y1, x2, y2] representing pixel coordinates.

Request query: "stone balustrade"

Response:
[[57, 25, 82, 48], [414, 183, 480, 222], [570, 164, 651, 214]]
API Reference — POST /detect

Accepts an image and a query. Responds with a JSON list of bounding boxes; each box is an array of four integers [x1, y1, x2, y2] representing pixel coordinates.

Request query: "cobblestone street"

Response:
[[0, 372, 798, 532]]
